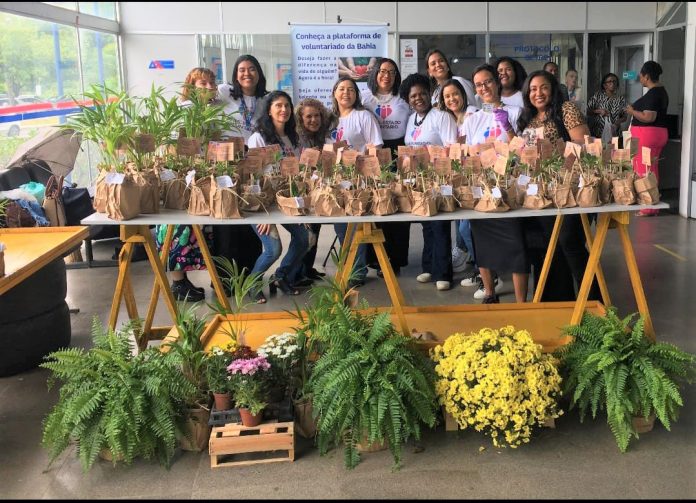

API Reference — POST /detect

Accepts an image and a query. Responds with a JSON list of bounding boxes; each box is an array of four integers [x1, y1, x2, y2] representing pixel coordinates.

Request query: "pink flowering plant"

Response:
[[227, 356, 272, 415]]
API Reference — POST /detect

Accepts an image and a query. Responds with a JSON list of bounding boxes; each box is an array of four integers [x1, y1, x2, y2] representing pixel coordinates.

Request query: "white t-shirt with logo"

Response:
[[217, 84, 260, 143], [361, 90, 410, 141], [330, 109, 384, 153], [501, 90, 524, 108], [432, 75, 480, 113], [404, 108, 458, 147], [461, 105, 522, 145], [247, 132, 300, 158]]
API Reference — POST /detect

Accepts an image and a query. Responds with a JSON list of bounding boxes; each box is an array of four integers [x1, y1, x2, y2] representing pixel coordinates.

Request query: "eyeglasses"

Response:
[[378, 69, 397, 76], [474, 78, 495, 89]]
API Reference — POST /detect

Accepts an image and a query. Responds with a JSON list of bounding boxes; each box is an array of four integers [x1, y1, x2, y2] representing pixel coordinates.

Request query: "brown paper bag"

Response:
[[276, 190, 309, 216], [210, 178, 242, 219], [634, 172, 660, 205], [371, 187, 397, 215], [131, 169, 160, 214], [599, 173, 615, 205], [105, 173, 141, 221], [393, 182, 414, 213], [549, 183, 577, 209], [187, 176, 212, 216], [611, 174, 636, 205], [474, 191, 509, 213], [436, 185, 457, 212], [93, 170, 109, 213], [411, 189, 438, 217], [522, 189, 553, 210], [506, 180, 526, 210], [576, 176, 602, 208], [162, 178, 191, 210], [312, 186, 345, 217], [42, 175, 67, 226], [342, 188, 372, 216], [454, 185, 478, 210]]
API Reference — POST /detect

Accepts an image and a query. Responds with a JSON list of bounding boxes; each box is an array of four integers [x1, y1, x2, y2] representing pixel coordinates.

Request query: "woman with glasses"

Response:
[[400, 73, 458, 291], [462, 64, 524, 304], [495, 56, 527, 108], [587, 72, 627, 140], [426, 48, 478, 111], [330, 76, 383, 287], [362, 58, 412, 277]]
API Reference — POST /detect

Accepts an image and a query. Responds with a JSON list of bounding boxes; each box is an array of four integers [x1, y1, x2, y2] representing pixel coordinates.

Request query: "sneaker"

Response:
[[183, 273, 204, 294], [416, 272, 432, 283], [436, 281, 451, 291], [460, 270, 481, 287], [172, 280, 205, 302], [482, 294, 500, 304], [451, 246, 468, 273], [473, 276, 504, 300]]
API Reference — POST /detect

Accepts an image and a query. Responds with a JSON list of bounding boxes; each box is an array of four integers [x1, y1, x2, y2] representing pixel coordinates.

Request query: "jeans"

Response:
[[457, 219, 475, 265], [250, 224, 309, 282], [334, 223, 367, 282], [289, 224, 321, 284], [421, 221, 453, 282]]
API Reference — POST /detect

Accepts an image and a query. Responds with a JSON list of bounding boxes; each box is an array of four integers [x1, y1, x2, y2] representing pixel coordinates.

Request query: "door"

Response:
[[610, 33, 652, 106]]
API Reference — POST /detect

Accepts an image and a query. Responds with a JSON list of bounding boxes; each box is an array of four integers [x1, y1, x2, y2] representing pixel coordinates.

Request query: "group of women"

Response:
[[158, 51, 669, 305]]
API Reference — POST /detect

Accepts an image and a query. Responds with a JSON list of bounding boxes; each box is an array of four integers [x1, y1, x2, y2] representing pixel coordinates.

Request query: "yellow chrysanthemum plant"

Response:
[[431, 326, 563, 448]]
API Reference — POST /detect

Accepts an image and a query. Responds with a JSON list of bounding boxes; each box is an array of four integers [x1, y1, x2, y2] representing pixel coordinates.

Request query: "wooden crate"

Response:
[[209, 420, 295, 468]]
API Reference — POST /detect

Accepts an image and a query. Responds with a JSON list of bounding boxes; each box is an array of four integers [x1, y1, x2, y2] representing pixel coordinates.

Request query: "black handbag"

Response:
[[61, 186, 94, 226]]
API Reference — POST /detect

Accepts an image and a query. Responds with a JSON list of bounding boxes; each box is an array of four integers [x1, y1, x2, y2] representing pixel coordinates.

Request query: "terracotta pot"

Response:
[[212, 392, 232, 411], [239, 407, 264, 427], [632, 413, 656, 434], [356, 432, 388, 453]]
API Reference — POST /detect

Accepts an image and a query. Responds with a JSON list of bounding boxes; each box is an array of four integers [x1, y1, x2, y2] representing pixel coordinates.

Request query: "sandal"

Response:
[[269, 276, 300, 296], [248, 290, 267, 304]]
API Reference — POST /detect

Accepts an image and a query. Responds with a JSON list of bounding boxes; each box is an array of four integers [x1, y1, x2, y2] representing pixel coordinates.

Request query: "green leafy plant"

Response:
[[179, 85, 239, 143], [308, 294, 438, 470], [227, 356, 272, 415], [555, 308, 696, 452], [205, 345, 235, 394], [40, 318, 194, 471]]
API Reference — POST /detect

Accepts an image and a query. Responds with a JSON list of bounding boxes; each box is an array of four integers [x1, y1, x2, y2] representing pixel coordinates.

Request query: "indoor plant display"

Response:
[[257, 332, 300, 402], [40, 318, 194, 471], [227, 355, 271, 427], [206, 343, 236, 411], [432, 326, 563, 449], [308, 294, 438, 470], [556, 308, 696, 452]]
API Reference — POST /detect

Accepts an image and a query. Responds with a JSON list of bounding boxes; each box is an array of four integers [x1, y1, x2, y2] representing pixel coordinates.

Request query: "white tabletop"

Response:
[[81, 203, 669, 226]]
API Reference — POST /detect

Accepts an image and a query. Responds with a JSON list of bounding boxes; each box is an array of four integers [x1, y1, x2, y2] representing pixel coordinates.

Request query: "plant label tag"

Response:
[[622, 130, 632, 145], [449, 143, 462, 160], [493, 155, 508, 175], [494, 141, 510, 157], [427, 145, 446, 160], [294, 197, 305, 209], [397, 155, 412, 172], [311, 171, 320, 180], [377, 148, 392, 167], [472, 186, 483, 198], [457, 135, 467, 144], [340, 180, 353, 190], [216, 175, 235, 188], [440, 184, 453, 196], [555, 139, 566, 156], [509, 136, 526, 153], [320, 151, 337, 174], [106, 173, 125, 185], [587, 142, 602, 157], [357, 155, 381, 177], [434, 157, 452, 175], [299, 148, 320, 168], [584, 134, 590, 145], [563, 153, 576, 170], [535, 127, 545, 140], [642, 146, 652, 166], [539, 139, 554, 159], [403, 177, 416, 185], [491, 187, 502, 199], [611, 136, 619, 149], [480, 148, 497, 168], [517, 174, 531, 186], [280, 157, 300, 176], [579, 175, 586, 189], [159, 169, 176, 182], [526, 183, 539, 196], [185, 169, 196, 187]]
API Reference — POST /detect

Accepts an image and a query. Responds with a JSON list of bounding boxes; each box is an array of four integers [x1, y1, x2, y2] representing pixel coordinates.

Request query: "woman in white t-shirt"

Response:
[[464, 64, 528, 306], [217, 54, 269, 143], [401, 73, 457, 291], [330, 76, 383, 287], [362, 58, 411, 277], [246, 91, 309, 304], [496, 56, 527, 108], [426, 48, 479, 112]]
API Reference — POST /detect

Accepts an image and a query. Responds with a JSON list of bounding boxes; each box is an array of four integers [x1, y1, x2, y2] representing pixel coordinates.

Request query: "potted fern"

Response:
[[555, 308, 696, 452], [308, 292, 438, 470], [40, 318, 194, 471]]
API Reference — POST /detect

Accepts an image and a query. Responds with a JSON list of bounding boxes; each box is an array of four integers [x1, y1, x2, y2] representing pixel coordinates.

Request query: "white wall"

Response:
[[398, 2, 487, 33], [587, 2, 658, 31], [490, 2, 586, 32], [221, 2, 325, 33], [120, 2, 221, 33]]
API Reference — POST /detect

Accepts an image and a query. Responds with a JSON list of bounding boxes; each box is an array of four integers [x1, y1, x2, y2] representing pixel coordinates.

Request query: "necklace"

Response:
[[239, 95, 256, 130], [414, 109, 430, 127], [376, 93, 393, 104]]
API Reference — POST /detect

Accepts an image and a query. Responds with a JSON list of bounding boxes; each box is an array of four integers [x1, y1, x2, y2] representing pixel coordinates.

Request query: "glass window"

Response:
[[490, 33, 585, 111], [222, 34, 292, 93], [78, 2, 117, 20], [197, 34, 223, 84], [398, 34, 487, 81], [43, 2, 77, 10]]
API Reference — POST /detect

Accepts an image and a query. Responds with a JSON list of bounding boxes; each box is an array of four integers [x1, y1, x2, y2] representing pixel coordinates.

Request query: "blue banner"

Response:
[[290, 24, 388, 108]]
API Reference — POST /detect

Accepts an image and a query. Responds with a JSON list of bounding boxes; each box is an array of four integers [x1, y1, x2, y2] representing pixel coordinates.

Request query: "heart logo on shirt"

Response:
[[411, 128, 422, 141], [375, 104, 392, 119], [331, 127, 344, 141]]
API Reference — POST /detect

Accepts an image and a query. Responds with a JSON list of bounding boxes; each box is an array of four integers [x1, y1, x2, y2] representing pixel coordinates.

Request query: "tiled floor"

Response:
[[2, 214, 695, 499]]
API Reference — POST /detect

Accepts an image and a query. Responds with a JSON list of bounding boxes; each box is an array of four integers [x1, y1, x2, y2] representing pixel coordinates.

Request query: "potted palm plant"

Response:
[[555, 308, 696, 452], [40, 318, 194, 471]]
